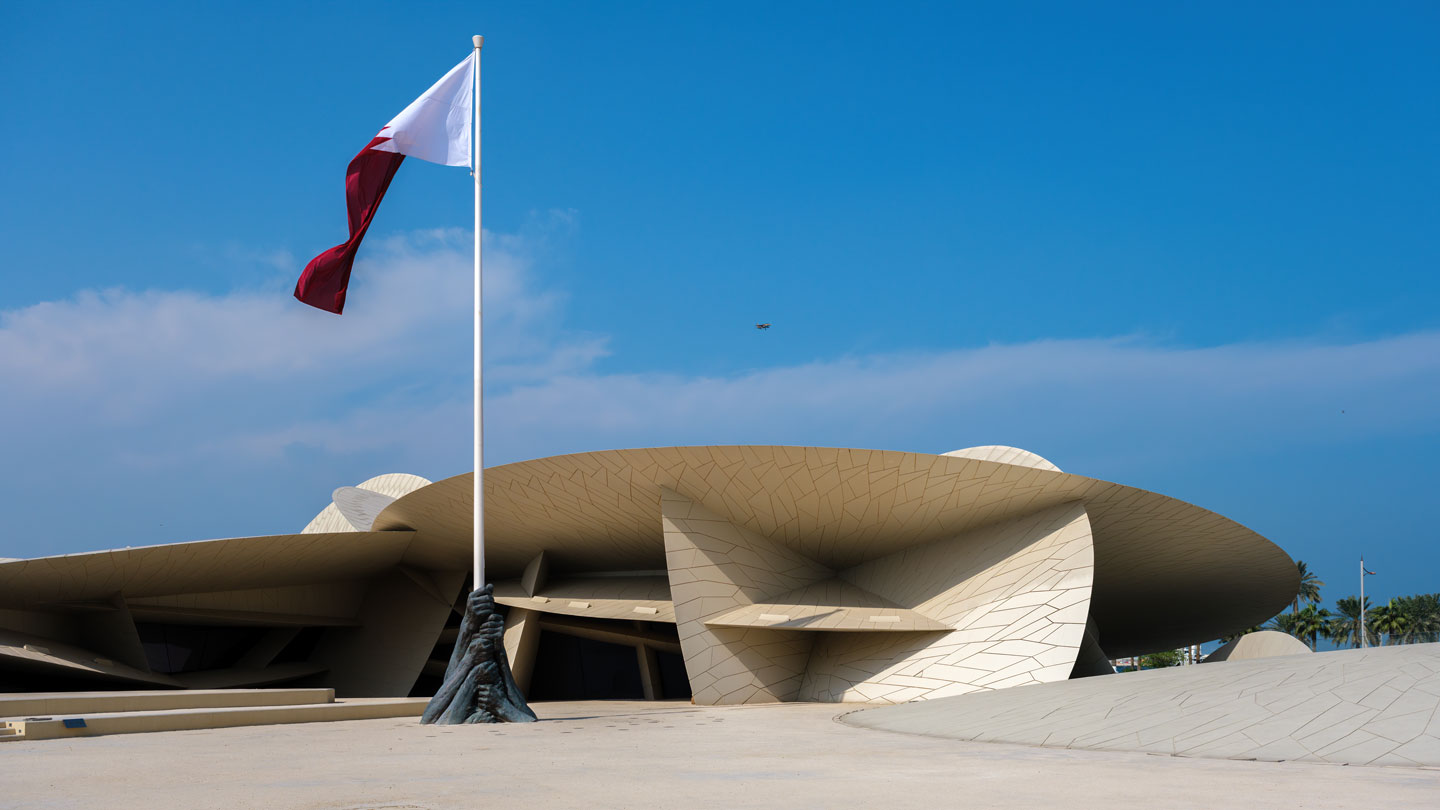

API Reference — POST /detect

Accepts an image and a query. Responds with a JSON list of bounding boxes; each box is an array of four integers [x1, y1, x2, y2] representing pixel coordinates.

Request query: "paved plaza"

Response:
[[3, 699, 1437, 809], [847, 643, 1440, 767]]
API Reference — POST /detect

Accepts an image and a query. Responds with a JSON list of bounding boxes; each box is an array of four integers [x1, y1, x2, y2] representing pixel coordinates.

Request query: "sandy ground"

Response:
[[2, 700, 1438, 809]]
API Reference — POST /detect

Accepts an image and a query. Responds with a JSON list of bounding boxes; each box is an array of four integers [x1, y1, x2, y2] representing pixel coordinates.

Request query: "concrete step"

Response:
[[0, 687, 336, 719], [2, 698, 428, 741]]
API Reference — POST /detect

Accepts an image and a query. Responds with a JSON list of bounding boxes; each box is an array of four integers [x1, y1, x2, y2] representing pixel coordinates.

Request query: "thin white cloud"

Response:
[[2, 223, 1438, 558], [483, 331, 1440, 469], [0, 218, 604, 426]]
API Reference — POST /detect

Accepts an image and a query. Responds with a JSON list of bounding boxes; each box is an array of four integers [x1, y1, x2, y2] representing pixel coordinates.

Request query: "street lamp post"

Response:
[[1360, 556, 1376, 649]]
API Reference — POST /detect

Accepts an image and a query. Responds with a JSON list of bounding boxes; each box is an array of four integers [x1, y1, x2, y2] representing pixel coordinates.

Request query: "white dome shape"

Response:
[[1202, 629, 1312, 663], [943, 445, 1061, 472], [302, 473, 433, 533]]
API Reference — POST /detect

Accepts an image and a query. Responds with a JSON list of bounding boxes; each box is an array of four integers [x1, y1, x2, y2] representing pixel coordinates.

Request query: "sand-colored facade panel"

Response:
[[703, 600, 952, 632], [125, 581, 369, 626], [0, 531, 414, 610], [309, 568, 464, 698], [662, 488, 831, 704], [1, 445, 1297, 708], [660, 490, 1101, 705], [801, 502, 1095, 703], [501, 607, 542, 694], [372, 445, 1295, 655], [0, 626, 179, 688], [493, 575, 674, 623]]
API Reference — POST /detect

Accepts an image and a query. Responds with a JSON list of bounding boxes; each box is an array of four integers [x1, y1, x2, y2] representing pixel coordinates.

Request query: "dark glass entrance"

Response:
[[527, 632, 645, 700]]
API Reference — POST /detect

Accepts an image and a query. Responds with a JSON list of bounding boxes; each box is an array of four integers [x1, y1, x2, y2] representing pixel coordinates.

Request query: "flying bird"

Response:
[[755, 323, 771, 330]]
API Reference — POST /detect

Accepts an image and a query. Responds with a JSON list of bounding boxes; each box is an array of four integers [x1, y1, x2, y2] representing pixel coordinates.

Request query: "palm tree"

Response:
[[1266, 612, 1301, 638], [1329, 596, 1375, 648], [1369, 599, 1409, 645], [1292, 560, 1325, 613], [1291, 603, 1332, 651], [1393, 593, 1440, 643], [1218, 625, 1263, 644]]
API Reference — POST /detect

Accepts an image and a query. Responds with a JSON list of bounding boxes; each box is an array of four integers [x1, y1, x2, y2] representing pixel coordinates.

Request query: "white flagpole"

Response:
[[472, 34, 485, 592]]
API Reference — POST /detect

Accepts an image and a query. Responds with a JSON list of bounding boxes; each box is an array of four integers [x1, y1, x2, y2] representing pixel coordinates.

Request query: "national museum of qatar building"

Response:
[[0, 445, 1298, 705]]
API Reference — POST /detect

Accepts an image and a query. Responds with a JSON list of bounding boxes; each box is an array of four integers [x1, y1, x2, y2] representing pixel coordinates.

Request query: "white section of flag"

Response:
[[371, 54, 474, 167]]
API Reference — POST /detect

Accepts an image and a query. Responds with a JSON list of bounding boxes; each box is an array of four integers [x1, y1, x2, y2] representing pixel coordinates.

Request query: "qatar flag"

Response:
[[295, 54, 475, 314]]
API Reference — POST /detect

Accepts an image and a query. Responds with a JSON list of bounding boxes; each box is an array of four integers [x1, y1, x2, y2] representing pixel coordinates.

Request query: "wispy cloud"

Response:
[[2, 222, 1438, 558], [0, 216, 603, 427], [485, 331, 1440, 470]]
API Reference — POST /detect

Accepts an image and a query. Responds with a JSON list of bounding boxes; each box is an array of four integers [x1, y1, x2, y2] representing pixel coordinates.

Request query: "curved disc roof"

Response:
[[375, 445, 1297, 655]]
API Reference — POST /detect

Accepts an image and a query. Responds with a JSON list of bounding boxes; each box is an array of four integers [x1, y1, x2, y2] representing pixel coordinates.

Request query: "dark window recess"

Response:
[[656, 650, 691, 699], [526, 632, 645, 701], [409, 670, 442, 699], [135, 624, 265, 674], [271, 627, 324, 664]]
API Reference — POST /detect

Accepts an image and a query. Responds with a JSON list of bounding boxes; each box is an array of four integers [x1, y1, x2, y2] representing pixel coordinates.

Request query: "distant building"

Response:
[[0, 446, 1298, 704]]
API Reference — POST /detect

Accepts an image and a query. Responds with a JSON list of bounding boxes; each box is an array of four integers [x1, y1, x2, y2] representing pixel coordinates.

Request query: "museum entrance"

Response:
[[525, 627, 691, 701]]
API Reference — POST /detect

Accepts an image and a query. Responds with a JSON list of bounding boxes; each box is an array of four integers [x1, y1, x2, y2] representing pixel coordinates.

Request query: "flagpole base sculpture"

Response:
[[421, 584, 537, 724]]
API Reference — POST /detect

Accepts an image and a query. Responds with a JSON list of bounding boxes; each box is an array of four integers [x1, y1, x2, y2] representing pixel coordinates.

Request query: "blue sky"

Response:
[[2, 2, 1438, 617]]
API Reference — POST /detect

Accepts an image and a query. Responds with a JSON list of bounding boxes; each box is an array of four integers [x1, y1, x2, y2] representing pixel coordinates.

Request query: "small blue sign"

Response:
[[62, 718, 87, 729]]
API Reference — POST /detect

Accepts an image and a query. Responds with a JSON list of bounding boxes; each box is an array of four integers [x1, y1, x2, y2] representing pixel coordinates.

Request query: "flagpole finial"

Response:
[[473, 35, 484, 49]]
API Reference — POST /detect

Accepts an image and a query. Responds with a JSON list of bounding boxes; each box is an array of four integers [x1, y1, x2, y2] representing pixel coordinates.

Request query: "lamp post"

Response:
[[1360, 557, 1376, 649]]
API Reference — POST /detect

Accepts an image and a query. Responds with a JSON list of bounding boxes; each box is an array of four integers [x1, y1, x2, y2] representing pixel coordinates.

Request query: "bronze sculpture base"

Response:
[[420, 584, 537, 724]]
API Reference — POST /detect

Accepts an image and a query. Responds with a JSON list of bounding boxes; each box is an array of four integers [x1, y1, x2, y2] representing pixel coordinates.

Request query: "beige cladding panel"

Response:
[[800, 501, 1096, 703], [0, 532, 414, 610], [368, 446, 1294, 652], [501, 607, 542, 696], [310, 569, 465, 698], [0, 626, 180, 687], [662, 488, 830, 705], [0, 443, 1298, 699], [704, 601, 952, 632], [76, 597, 149, 673], [125, 582, 369, 625], [493, 575, 675, 624], [699, 576, 953, 632]]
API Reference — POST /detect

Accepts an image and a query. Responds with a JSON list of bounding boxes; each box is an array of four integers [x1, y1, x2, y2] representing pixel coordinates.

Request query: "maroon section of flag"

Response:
[[294, 137, 405, 314], [295, 53, 472, 314]]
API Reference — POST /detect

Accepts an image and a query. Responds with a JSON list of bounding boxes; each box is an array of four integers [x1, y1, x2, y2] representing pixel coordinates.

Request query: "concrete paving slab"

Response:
[[0, 700, 1437, 809], [845, 643, 1440, 767]]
